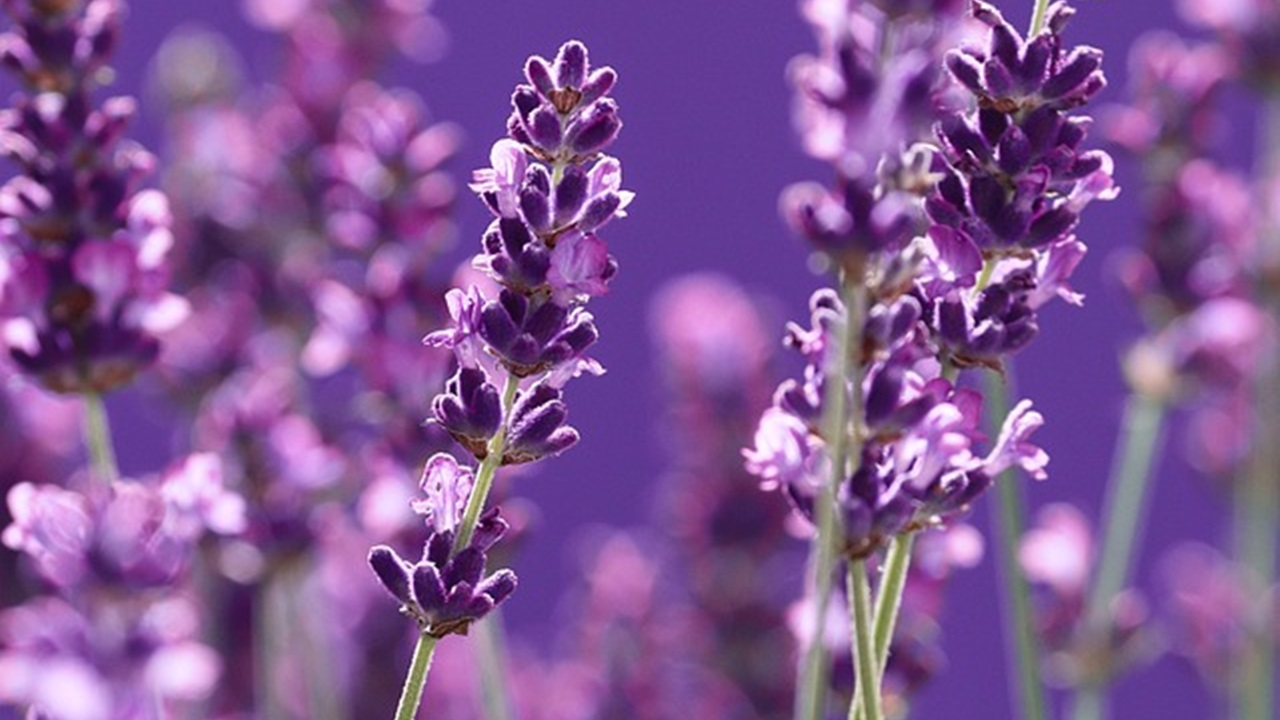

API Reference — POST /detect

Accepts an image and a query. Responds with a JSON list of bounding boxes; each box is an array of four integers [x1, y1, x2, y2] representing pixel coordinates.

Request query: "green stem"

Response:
[[395, 372, 521, 720], [452, 373, 521, 554], [795, 276, 867, 720], [1070, 391, 1165, 720], [984, 370, 1048, 720], [475, 611, 515, 720], [871, 534, 915, 676], [395, 633, 441, 720], [849, 559, 884, 720], [850, 533, 916, 720], [1234, 86, 1280, 720], [1029, 0, 1052, 36], [82, 392, 119, 483]]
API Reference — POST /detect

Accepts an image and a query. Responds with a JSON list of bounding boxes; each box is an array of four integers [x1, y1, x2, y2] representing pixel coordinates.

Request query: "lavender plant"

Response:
[[747, 1, 1114, 718], [368, 39, 629, 719], [0, 4, 247, 718]]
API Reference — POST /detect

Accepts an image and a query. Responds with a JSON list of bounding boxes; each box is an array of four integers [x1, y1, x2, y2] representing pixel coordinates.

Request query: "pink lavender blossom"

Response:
[[1019, 503, 1150, 685]]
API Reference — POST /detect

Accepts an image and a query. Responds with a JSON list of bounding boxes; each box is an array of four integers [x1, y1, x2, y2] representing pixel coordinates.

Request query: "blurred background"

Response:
[[2, 0, 1269, 718]]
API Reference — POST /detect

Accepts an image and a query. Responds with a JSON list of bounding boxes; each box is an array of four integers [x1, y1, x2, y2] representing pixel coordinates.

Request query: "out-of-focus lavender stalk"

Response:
[[1070, 391, 1164, 720], [81, 391, 118, 482], [1238, 80, 1280, 720]]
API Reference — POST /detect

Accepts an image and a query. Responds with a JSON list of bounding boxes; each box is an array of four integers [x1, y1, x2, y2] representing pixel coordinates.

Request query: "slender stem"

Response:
[[795, 275, 866, 720], [850, 532, 916, 720], [1070, 391, 1165, 720], [395, 633, 441, 720], [1235, 86, 1280, 720], [1029, 0, 1052, 36], [82, 392, 119, 483], [984, 370, 1048, 720], [849, 559, 884, 720], [871, 533, 915, 676], [475, 612, 515, 720], [395, 372, 520, 720], [452, 373, 521, 554]]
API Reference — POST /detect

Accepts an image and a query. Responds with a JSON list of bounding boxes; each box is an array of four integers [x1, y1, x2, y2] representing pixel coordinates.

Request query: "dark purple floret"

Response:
[[369, 545, 414, 606], [554, 40, 588, 90], [479, 217, 551, 291], [367, 509, 517, 638], [781, 176, 918, 257], [478, 289, 599, 377], [564, 98, 622, 156], [553, 165, 590, 224], [503, 380, 580, 464], [930, 272, 1040, 368], [432, 366, 503, 459], [928, 0, 1116, 253]]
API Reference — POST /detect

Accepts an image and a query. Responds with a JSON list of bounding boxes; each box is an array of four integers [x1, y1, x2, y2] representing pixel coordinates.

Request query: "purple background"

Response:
[[88, 0, 1263, 717]]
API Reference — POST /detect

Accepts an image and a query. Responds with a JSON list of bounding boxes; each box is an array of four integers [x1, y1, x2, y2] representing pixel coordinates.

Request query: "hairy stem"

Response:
[[984, 370, 1048, 720], [1071, 391, 1165, 720], [851, 532, 916, 720], [395, 633, 441, 720], [1029, 0, 1052, 36], [452, 373, 521, 553], [849, 559, 884, 720]]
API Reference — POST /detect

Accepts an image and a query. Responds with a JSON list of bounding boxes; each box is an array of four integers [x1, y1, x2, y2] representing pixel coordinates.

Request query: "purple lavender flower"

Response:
[[0, 1, 188, 394], [3, 454, 243, 590], [0, 595, 221, 720], [1160, 542, 1275, 688], [746, 289, 1049, 559], [368, 453, 516, 637], [927, 0, 1117, 255]]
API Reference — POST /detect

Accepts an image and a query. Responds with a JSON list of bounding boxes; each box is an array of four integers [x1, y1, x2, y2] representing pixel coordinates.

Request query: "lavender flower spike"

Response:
[[388, 40, 627, 719], [369, 454, 517, 637], [0, 0, 188, 393]]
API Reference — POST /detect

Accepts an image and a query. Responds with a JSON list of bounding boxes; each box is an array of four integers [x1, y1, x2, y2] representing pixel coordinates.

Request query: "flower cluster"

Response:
[[368, 455, 515, 637], [0, 454, 244, 719], [754, 0, 1088, 559], [745, 289, 1048, 559], [0, 0, 188, 394], [749, 1, 1115, 712], [1104, 16, 1270, 476], [1019, 503, 1150, 685], [371, 40, 629, 639]]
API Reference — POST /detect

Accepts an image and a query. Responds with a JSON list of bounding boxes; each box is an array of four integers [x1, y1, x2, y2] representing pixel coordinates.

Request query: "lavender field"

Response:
[[0, 1, 1277, 719]]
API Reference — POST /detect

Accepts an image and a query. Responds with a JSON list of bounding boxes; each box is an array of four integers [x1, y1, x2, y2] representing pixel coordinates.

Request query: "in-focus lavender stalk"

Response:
[[371, 39, 629, 720], [753, 0, 1114, 717], [927, 2, 1116, 717]]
